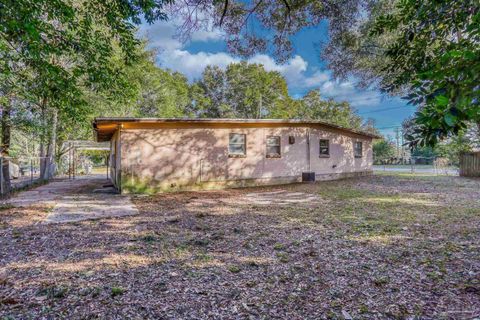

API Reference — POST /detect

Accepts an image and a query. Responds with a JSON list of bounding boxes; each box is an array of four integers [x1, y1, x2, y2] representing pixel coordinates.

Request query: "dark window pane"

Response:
[[266, 136, 280, 146], [354, 142, 362, 157], [266, 136, 281, 157], [229, 144, 245, 154], [267, 146, 280, 155], [229, 133, 246, 155], [319, 139, 329, 155], [230, 133, 245, 144]]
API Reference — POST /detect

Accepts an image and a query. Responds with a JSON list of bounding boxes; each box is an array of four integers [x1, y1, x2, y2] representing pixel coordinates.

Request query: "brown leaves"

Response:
[[0, 174, 479, 318]]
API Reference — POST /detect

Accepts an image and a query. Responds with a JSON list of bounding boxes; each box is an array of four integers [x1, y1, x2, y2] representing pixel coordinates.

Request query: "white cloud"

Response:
[[159, 50, 237, 79], [320, 80, 382, 107], [190, 29, 223, 42], [140, 20, 384, 107], [303, 71, 330, 87]]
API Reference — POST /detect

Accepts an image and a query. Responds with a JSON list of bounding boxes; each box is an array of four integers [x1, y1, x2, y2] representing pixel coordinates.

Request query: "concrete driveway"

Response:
[[5, 174, 138, 223]]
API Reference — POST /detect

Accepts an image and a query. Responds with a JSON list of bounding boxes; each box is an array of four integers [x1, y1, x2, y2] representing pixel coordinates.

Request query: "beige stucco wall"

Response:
[[117, 126, 373, 193]]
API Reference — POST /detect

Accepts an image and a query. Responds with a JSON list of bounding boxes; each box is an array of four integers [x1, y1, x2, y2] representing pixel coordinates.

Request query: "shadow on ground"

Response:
[[0, 173, 479, 319]]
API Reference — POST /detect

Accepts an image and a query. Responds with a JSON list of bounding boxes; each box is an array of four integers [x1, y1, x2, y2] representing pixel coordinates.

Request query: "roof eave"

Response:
[[92, 117, 382, 140]]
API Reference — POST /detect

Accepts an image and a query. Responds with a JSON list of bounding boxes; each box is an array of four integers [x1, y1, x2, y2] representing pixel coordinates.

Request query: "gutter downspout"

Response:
[[307, 128, 311, 172]]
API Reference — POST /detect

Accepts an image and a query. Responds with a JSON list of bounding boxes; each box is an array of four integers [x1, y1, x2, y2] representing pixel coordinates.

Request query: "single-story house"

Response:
[[93, 118, 380, 193]]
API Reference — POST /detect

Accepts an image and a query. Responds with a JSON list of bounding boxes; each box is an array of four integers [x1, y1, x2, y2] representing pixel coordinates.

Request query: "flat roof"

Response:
[[93, 117, 382, 142]]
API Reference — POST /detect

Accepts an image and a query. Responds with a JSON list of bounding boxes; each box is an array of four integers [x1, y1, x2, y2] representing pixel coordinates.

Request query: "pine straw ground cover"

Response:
[[0, 173, 479, 319]]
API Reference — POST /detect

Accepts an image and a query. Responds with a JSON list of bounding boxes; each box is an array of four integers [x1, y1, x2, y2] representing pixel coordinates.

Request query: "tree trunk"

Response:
[[1, 102, 12, 194], [42, 108, 58, 180], [39, 101, 47, 180]]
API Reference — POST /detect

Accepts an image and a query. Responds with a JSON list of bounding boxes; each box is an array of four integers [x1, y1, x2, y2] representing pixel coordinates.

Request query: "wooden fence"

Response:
[[459, 152, 480, 177]]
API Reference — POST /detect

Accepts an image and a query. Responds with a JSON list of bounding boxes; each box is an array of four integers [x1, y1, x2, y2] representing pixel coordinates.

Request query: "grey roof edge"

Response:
[[93, 117, 383, 139]]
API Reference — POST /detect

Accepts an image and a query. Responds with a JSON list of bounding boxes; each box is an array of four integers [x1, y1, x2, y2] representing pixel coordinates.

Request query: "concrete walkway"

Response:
[[6, 174, 138, 223]]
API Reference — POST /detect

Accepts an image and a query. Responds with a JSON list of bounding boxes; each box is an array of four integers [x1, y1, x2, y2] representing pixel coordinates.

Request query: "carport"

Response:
[[61, 140, 110, 180]]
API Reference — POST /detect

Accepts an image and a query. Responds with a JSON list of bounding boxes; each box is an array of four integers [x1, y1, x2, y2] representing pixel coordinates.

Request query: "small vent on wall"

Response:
[[289, 136, 295, 144]]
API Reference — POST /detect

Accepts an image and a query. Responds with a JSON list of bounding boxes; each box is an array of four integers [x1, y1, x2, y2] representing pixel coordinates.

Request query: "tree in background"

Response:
[[191, 62, 291, 119], [404, 116, 480, 165], [190, 63, 369, 130], [190, 66, 232, 118], [83, 43, 192, 120], [373, 139, 395, 164], [226, 62, 291, 118], [296, 89, 362, 129], [0, 0, 172, 189]]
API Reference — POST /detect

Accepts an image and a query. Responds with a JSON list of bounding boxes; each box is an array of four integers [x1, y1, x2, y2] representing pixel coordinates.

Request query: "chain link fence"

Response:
[[0, 156, 55, 196], [373, 156, 459, 175]]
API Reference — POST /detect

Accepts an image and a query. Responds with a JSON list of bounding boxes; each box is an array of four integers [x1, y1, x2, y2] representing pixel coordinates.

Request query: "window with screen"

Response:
[[354, 141, 363, 158], [266, 136, 281, 158], [319, 139, 330, 157], [229, 133, 246, 157]]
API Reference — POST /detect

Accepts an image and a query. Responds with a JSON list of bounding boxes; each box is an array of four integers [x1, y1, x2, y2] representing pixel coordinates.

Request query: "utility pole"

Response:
[[258, 93, 262, 119], [400, 128, 404, 164], [395, 127, 400, 161]]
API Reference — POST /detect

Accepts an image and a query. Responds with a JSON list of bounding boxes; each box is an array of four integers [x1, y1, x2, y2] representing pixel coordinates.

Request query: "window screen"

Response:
[[354, 141, 363, 158], [319, 139, 330, 156], [229, 133, 246, 156], [266, 136, 281, 157]]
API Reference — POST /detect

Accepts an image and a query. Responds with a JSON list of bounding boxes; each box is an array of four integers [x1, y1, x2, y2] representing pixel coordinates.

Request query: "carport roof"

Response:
[[93, 117, 382, 142]]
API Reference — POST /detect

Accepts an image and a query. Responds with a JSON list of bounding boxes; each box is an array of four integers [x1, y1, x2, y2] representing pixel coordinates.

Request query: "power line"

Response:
[[376, 125, 403, 130], [358, 105, 415, 115]]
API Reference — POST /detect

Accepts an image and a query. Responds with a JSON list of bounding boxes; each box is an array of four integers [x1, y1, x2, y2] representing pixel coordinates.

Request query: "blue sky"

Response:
[[139, 19, 415, 138]]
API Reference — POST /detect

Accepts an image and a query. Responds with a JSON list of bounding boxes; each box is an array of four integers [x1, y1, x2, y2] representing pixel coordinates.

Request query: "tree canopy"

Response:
[[167, 0, 365, 63], [0, 0, 172, 187], [321, 0, 479, 147]]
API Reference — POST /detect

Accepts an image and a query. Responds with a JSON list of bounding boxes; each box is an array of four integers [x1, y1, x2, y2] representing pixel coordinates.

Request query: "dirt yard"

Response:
[[0, 173, 479, 319]]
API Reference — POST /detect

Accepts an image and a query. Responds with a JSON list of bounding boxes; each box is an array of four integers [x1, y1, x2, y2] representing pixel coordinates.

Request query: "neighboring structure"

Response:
[[93, 118, 380, 193], [459, 151, 480, 177]]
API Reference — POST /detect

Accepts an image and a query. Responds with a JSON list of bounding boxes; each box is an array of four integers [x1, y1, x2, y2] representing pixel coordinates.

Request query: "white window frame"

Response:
[[266, 135, 281, 158], [319, 139, 330, 157], [354, 141, 363, 158], [228, 133, 246, 157]]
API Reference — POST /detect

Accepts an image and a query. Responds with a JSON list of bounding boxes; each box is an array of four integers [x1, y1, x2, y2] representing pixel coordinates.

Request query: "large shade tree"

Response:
[[0, 0, 172, 190], [191, 62, 292, 119], [168, 0, 366, 63], [321, 0, 479, 147]]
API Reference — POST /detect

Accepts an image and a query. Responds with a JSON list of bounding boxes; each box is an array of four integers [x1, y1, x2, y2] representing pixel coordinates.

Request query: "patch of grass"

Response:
[[11, 229, 22, 238], [273, 243, 285, 251], [320, 187, 371, 200], [0, 204, 14, 211], [227, 265, 241, 273], [111, 286, 125, 297], [276, 252, 290, 263], [195, 252, 213, 262], [140, 233, 157, 243], [359, 304, 370, 314], [192, 238, 210, 247], [373, 277, 389, 287], [37, 285, 68, 299]]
